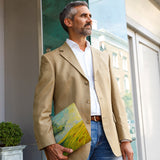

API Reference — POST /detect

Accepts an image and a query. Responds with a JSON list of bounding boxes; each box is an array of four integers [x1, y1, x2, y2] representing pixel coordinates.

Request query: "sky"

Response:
[[89, 0, 128, 40]]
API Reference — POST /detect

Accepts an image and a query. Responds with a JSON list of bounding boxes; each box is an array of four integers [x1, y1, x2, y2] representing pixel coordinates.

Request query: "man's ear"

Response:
[[64, 18, 73, 28]]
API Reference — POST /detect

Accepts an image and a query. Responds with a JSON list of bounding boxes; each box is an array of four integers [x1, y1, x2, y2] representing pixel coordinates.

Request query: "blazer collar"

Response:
[[59, 42, 87, 79], [59, 42, 101, 81]]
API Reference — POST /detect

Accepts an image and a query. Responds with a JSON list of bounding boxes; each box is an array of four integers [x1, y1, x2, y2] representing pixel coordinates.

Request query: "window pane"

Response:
[[89, 0, 138, 159]]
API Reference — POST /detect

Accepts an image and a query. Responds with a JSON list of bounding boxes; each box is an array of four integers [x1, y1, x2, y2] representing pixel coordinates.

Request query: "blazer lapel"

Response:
[[91, 47, 101, 81], [59, 42, 87, 79]]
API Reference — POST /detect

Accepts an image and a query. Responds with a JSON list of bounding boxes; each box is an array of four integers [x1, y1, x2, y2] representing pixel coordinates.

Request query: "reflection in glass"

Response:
[[89, 0, 137, 159]]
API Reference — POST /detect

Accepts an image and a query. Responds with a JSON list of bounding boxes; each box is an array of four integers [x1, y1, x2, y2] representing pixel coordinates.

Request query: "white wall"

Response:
[[4, 0, 41, 159], [0, 0, 5, 122], [126, 0, 160, 39], [126, 1, 160, 160]]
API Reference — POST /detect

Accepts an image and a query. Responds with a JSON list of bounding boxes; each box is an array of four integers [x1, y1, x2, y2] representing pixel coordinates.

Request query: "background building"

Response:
[[91, 22, 136, 158]]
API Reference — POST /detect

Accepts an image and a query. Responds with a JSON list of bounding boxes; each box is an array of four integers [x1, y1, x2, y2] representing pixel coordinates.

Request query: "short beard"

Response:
[[80, 24, 92, 36]]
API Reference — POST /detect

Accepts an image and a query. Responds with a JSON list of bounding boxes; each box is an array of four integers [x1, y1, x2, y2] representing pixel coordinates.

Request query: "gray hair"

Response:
[[59, 1, 88, 33]]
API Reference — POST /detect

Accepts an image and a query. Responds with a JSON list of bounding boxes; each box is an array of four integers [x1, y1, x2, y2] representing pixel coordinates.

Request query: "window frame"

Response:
[[127, 17, 160, 160]]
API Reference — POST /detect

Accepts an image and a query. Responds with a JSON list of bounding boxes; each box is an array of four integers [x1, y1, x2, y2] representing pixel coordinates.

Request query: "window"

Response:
[[116, 77, 121, 90], [100, 42, 106, 51], [128, 28, 160, 160], [89, 1, 138, 159], [124, 75, 130, 91], [123, 57, 128, 71], [112, 52, 119, 68]]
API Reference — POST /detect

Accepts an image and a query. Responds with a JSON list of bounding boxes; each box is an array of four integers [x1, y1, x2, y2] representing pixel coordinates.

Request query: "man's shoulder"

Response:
[[43, 42, 68, 59], [44, 43, 65, 55]]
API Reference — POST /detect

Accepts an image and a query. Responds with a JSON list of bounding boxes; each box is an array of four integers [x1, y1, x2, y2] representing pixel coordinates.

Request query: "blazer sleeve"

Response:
[[33, 55, 56, 150], [108, 54, 132, 142]]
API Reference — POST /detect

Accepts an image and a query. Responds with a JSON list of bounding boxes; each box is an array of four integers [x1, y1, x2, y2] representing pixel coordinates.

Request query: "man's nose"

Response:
[[87, 16, 92, 23]]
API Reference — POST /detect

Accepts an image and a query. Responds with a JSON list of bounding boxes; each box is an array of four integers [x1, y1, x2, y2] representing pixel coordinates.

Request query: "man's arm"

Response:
[[33, 55, 56, 149], [108, 54, 133, 159], [33, 55, 73, 159]]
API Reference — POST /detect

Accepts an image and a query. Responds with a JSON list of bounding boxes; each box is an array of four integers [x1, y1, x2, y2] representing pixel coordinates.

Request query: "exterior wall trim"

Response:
[[126, 16, 160, 46], [37, 0, 43, 68], [0, 0, 5, 122]]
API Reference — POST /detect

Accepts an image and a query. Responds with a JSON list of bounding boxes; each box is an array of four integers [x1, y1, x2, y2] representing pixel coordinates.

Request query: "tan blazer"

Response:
[[33, 42, 131, 160]]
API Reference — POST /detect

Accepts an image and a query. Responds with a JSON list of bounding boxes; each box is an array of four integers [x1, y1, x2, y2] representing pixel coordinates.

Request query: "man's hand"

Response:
[[120, 141, 133, 160], [44, 144, 73, 160]]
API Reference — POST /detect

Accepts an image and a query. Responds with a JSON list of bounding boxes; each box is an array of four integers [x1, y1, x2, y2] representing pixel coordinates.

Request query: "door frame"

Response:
[[127, 17, 160, 160]]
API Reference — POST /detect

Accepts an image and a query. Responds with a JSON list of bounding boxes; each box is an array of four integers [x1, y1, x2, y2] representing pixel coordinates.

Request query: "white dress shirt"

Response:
[[66, 39, 101, 116]]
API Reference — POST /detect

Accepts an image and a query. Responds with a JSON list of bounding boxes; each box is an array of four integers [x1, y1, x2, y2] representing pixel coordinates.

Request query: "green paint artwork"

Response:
[[51, 103, 91, 155]]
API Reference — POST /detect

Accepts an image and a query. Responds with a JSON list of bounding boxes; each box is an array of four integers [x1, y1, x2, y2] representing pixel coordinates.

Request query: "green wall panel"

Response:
[[42, 0, 88, 53], [42, 0, 88, 116]]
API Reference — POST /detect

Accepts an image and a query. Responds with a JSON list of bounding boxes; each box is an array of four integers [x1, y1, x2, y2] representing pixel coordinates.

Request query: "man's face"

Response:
[[70, 6, 92, 37]]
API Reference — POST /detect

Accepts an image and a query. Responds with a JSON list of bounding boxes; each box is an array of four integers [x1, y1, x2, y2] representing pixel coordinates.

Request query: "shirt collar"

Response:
[[66, 38, 90, 51]]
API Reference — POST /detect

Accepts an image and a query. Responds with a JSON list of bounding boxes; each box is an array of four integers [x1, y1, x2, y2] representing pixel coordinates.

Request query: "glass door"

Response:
[[89, 0, 138, 159]]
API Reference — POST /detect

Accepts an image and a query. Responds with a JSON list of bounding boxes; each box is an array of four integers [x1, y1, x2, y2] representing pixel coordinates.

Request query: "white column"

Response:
[[4, 0, 41, 159], [0, 0, 5, 122]]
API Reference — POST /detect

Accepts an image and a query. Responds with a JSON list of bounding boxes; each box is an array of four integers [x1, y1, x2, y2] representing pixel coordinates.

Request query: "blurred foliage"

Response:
[[122, 92, 134, 120], [0, 122, 23, 147], [122, 91, 132, 107]]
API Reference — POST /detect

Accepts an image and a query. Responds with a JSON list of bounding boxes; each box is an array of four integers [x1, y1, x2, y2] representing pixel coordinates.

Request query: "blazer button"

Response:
[[86, 119, 90, 124], [87, 100, 90, 104], [85, 81, 88, 85]]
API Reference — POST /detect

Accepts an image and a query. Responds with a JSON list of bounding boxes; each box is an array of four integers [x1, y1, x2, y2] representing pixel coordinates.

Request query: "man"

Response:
[[33, 1, 133, 160]]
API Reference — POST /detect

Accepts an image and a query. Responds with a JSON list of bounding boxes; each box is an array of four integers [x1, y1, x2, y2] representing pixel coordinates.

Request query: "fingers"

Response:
[[122, 151, 126, 160], [44, 144, 72, 160], [126, 150, 134, 160], [57, 154, 68, 160], [122, 151, 133, 160], [61, 146, 73, 153], [120, 142, 134, 160]]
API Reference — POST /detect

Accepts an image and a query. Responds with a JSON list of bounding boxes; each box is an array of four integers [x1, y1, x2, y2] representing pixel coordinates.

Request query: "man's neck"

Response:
[[69, 36, 87, 51]]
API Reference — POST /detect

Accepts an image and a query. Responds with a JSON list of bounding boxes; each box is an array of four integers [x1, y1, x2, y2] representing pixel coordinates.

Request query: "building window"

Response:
[[100, 42, 106, 51], [116, 78, 121, 90], [124, 75, 130, 91], [123, 57, 128, 71], [112, 52, 119, 68]]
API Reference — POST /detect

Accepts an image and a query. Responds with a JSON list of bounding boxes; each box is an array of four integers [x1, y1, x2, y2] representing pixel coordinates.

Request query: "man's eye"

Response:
[[81, 14, 91, 18], [81, 14, 86, 17]]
